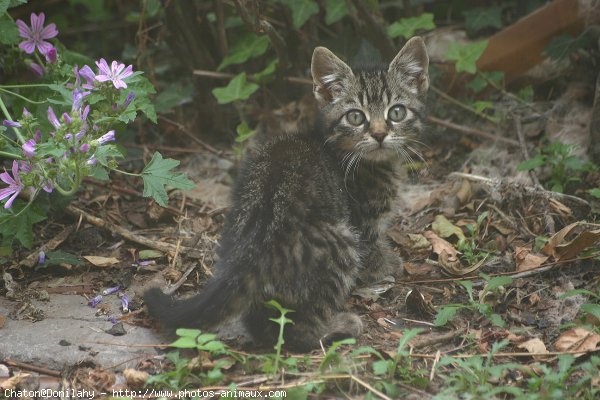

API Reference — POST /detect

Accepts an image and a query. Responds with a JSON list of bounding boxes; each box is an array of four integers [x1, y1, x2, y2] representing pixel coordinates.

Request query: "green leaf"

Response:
[[324, 0, 349, 25], [235, 121, 256, 143], [517, 155, 545, 171], [473, 100, 494, 114], [218, 34, 269, 70], [0, 13, 19, 45], [463, 7, 503, 33], [543, 32, 594, 60], [518, 85, 534, 102], [372, 359, 391, 375], [434, 305, 463, 326], [254, 59, 278, 83], [44, 250, 83, 267], [89, 164, 109, 181], [459, 280, 474, 300], [485, 276, 513, 292], [154, 83, 194, 114], [387, 13, 435, 39], [212, 73, 259, 104], [94, 144, 124, 166], [141, 152, 195, 207], [588, 188, 600, 199], [280, 0, 319, 28], [139, 249, 163, 259], [0, 0, 9, 13], [0, 201, 47, 249], [580, 303, 600, 320], [446, 40, 488, 74], [170, 337, 198, 349]]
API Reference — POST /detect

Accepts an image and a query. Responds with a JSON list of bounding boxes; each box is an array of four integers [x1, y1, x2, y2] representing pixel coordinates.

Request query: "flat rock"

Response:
[[0, 293, 162, 371]]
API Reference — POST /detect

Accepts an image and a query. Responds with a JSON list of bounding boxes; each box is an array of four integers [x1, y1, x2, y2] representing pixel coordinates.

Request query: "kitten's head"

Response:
[[311, 37, 429, 163]]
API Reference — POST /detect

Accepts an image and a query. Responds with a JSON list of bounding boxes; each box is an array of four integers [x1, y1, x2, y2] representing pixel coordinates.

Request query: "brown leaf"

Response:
[[543, 222, 600, 261], [518, 338, 550, 361], [514, 246, 549, 272], [83, 256, 120, 267], [123, 368, 149, 387], [424, 230, 459, 258], [403, 262, 435, 276], [555, 327, 600, 356], [543, 222, 581, 256], [405, 289, 436, 316]]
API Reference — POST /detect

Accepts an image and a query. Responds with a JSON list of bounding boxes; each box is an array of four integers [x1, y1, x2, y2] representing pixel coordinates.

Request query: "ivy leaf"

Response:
[[463, 7, 503, 34], [324, 0, 349, 25], [543, 32, 594, 61], [387, 13, 435, 39], [517, 155, 545, 171], [141, 152, 195, 207], [0, 14, 19, 45], [212, 73, 259, 104], [473, 100, 493, 114], [154, 82, 194, 114], [280, 0, 319, 28], [254, 59, 278, 83], [235, 121, 256, 143], [466, 71, 504, 93], [218, 34, 269, 71], [446, 40, 488, 74], [44, 250, 83, 267], [0, 201, 47, 249]]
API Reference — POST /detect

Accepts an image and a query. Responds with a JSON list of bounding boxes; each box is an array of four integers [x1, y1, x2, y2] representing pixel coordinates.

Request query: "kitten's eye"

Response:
[[388, 105, 407, 122], [346, 110, 366, 126]]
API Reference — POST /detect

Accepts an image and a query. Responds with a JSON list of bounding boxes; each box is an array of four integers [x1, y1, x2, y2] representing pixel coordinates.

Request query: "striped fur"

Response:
[[144, 37, 429, 351]]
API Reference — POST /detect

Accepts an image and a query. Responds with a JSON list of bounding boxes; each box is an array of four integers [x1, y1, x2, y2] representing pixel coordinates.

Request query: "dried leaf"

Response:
[[518, 338, 550, 361], [407, 233, 432, 250], [403, 262, 435, 276], [405, 289, 436, 316], [514, 246, 549, 272], [424, 230, 459, 258], [554, 327, 600, 356], [83, 256, 120, 267], [432, 215, 466, 241], [0, 373, 31, 390], [123, 368, 149, 387], [543, 222, 600, 261]]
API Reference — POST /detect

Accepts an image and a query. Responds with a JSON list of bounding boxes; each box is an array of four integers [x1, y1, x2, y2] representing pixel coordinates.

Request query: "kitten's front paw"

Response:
[[360, 243, 402, 283]]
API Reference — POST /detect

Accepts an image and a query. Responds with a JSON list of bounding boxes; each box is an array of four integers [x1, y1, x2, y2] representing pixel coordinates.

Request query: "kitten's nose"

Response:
[[370, 131, 387, 143]]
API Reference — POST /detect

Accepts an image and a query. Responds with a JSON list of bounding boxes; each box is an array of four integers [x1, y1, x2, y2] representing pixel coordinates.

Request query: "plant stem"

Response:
[[0, 88, 48, 104], [0, 151, 23, 159], [0, 95, 26, 144], [112, 168, 141, 177], [430, 85, 500, 125]]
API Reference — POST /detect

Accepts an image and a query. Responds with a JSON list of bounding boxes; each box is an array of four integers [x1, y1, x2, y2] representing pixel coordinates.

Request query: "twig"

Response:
[[3, 358, 61, 377], [513, 115, 541, 186], [158, 115, 223, 156], [350, 374, 394, 400], [430, 86, 500, 124], [193, 69, 312, 85], [427, 116, 519, 146], [18, 225, 74, 268], [233, 0, 289, 72], [164, 263, 197, 295], [65, 204, 203, 258]]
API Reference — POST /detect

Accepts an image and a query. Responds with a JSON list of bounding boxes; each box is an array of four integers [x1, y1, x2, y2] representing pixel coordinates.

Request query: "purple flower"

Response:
[[62, 112, 72, 125], [45, 46, 57, 63], [108, 316, 118, 324], [121, 92, 135, 109], [102, 285, 121, 295], [16, 12, 58, 55], [47, 106, 60, 129], [22, 139, 36, 158], [88, 294, 103, 308], [98, 130, 115, 145], [23, 108, 32, 118], [80, 143, 90, 153], [87, 156, 97, 166], [120, 294, 129, 312], [18, 160, 32, 173], [38, 251, 46, 265], [95, 59, 133, 89], [34, 130, 42, 142], [2, 120, 21, 128], [72, 89, 91, 111], [29, 62, 44, 77], [0, 161, 24, 209], [78, 65, 96, 89], [42, 180, 54, 193]]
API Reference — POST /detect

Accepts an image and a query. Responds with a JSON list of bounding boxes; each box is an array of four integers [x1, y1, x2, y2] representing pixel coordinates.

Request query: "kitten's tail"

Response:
[[143, 277, 235, 329]]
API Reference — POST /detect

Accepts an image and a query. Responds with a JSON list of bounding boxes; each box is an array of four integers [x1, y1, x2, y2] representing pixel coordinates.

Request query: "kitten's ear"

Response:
[[311, 47, 354, 103], [388, 36, 429, 94]]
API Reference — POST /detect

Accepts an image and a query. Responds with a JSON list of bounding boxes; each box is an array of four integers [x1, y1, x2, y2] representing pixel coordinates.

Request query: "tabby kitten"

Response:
[[144, 37, 429, 351]]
